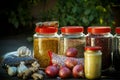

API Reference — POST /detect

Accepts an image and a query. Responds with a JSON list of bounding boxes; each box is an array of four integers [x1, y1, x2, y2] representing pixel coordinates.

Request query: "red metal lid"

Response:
[[87, 26, 111, 34], [35, 27, 58, 34], [85, 46, 101, 51], [61, 26, 84, 33], [115, 27, 120, 34]]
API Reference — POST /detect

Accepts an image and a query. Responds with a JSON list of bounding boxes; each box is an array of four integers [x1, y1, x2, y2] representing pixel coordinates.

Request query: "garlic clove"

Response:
[[17, 61, 28, 74], [7, 65, 17, 76]]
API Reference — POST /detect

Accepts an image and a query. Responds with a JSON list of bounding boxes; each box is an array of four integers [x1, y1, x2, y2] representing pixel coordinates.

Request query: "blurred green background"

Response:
[[0, 0, 120, 36]]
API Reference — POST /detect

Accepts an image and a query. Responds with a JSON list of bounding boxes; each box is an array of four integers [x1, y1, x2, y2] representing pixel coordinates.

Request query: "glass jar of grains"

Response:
[[59, 26, 86, 58], [84, 46, 102, 79], [86, 26, 113, 71], [33, 26, 59, 68], [113, 27, 120, 71]]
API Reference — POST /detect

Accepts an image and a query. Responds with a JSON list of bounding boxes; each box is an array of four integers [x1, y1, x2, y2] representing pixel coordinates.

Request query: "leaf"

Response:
[[89, 15, 94, 21], [99, 17, 103, 24], [72, 7, 77, 13], [82, 17, 88, 24], [84, 9, 91, 15], [66, 1, 73, 9], [96, 5, 107, 12]]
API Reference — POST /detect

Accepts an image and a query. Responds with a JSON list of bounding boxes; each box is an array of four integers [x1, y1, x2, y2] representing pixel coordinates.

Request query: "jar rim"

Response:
[[61, 26, 84, 33], [87, 26, 111, 34], [85, 46, 101, 51]]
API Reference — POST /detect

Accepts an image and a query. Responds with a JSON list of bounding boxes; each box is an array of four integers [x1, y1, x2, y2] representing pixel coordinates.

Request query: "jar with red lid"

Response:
[[33, 26, 59, 68], [113, 27, 120, 71], [86, 26, 113, 71], [59, 26, 86, 58], [84, 46, 102, 79]]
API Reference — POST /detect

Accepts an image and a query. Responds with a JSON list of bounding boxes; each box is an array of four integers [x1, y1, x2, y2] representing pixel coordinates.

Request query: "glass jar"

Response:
[[59, 26, 85, 58], [86, 26, 113, 71], [113, 27, 120, 71], [33, 27, 59, 68], [84, 46, 102, 79]]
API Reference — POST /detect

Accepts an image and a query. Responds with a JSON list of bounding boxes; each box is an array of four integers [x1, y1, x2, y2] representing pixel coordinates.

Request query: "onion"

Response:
[[65, 58, 77, 69], [45, 65, 59, 78], [59, 66, 72, 78], [66, 48, 78, 57], [72, 64, 84, 78]]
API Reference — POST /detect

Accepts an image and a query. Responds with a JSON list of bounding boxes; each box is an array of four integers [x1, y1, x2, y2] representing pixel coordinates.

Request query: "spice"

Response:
[[113, 27, 120, 71], [34, 38, 58, 68], [86, 26, 113, 70], [33, 27, 59, 68], [84, 46, 102, 79], [59, 26, 85, 58]]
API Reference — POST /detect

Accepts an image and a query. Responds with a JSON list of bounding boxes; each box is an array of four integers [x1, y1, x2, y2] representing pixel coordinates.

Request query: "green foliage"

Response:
[[8, 7, 32, 28], [2, 0, 115, 28], [3, 0, 40, 28], [48, 0, 114, 27]]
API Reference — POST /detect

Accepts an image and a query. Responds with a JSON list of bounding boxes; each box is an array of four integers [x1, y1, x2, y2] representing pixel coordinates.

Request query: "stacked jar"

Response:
[[33, 22, 59, 68], [86, 26, 113, 71], [113, 27, 120, 71], [59, 26, 86, 58]]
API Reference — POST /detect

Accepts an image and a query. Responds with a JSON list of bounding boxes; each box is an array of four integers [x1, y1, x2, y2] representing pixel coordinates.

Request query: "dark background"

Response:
[[0, 0, 120, 79]]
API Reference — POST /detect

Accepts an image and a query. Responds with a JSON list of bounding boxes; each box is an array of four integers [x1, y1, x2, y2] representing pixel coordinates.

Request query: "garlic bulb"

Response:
[[17, 46, 31, 57], [17, 61, 28, 74], [7, 65, 17, 76]]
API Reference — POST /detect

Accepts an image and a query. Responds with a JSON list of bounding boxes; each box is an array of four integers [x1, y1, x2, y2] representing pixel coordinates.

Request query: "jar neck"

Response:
[[89, 32, 110, 35], [87, 32, 112, 37], [36, 32, 57, 35], [61, 32, 85, 38], [62, 32, 84, 35], [115, 33, 120, 36], [34, 32, 59, 38], [86, 50, 102, 54]]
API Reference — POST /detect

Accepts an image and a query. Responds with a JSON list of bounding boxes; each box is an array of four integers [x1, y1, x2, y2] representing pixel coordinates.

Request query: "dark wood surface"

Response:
[[0, 34, 120, 80]]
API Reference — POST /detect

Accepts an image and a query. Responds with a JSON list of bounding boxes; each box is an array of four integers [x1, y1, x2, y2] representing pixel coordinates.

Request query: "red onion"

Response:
[[66, 48, 78, 57], [59, 66, 72, 78], [45, 65, 59, 78], [72, 64, 84, 78], [65, 58, 77, 69]]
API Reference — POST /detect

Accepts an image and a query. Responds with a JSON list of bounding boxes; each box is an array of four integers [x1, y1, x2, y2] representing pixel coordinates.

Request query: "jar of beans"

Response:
[[59, 26, 86, 58], [86, 26, 113, 71], [113, 27, 120, 71], [33, 25, 59, 68]]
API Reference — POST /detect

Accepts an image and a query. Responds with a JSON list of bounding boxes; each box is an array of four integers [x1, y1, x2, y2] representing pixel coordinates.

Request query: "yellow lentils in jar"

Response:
[[33, 26, 59, 68]]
